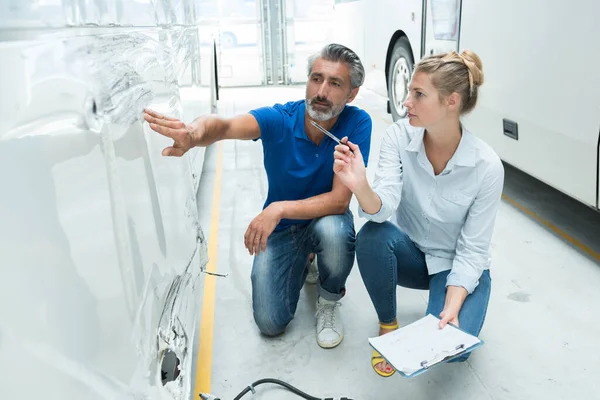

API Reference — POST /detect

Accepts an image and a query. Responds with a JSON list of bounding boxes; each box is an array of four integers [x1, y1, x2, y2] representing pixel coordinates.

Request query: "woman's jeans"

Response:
[[356, 221, 491, 362]]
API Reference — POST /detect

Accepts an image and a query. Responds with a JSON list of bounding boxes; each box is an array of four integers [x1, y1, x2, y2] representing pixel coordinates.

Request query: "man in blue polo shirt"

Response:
[[144, 43, 372, 349]]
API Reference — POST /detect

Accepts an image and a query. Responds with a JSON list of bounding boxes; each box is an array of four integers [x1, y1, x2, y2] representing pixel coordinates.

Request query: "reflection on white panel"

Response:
[[424, 0, 461, 56], [0, 0, 204, 28], [0, 1, 213, 399]]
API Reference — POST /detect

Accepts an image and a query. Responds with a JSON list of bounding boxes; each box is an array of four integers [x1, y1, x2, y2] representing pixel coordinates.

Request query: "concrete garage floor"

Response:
[[191, 86, 600, 400]]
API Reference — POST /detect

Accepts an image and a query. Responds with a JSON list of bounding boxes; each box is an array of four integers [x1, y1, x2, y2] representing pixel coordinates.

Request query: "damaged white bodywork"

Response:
[[0, 1, 215, 399]]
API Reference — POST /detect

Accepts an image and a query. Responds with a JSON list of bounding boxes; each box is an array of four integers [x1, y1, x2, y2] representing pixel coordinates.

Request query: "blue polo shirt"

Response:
[[249, 100, 372, 232]]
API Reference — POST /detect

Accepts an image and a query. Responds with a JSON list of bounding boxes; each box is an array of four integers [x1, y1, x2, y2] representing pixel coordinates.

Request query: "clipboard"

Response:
[[368, 314, 484, 378]]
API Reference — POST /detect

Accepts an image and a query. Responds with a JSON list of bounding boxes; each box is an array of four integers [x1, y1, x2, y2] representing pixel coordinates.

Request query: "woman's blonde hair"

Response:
[[414, 50, 484, 114]]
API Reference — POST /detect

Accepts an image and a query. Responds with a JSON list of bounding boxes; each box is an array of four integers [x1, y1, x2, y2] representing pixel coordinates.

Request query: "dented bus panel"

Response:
[[0, 1, 215, 399]]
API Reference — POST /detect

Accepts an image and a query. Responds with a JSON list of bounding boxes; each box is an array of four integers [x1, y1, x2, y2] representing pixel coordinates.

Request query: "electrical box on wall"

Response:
[[503, 118, 519, 140]]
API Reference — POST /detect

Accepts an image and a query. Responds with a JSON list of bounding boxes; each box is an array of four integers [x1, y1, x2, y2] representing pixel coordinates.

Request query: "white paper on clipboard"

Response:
[[368, 314, 482, 377]]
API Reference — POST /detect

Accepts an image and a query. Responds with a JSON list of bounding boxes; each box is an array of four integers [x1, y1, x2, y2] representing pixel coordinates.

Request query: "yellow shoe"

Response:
[[371, 322, 399, 377]]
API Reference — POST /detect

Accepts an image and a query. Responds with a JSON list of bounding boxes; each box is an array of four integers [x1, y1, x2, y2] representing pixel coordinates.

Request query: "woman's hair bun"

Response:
[[460, 50, 484, 87]]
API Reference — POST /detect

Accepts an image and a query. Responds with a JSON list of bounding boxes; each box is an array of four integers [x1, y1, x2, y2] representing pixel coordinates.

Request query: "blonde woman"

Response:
[[333, 50, 504, 377]]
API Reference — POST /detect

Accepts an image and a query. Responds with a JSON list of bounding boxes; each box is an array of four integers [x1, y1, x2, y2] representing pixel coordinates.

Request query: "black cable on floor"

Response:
[[229, 378, 353, 400]]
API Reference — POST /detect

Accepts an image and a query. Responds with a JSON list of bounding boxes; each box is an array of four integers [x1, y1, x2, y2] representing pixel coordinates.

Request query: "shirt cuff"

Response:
[[445, 270, 479, 295], [357, 200, 389, 223]]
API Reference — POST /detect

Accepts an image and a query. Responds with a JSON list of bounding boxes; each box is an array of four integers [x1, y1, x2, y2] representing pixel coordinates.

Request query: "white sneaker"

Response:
[[316, 297, 344, 348], [305, 255, 319, 285]]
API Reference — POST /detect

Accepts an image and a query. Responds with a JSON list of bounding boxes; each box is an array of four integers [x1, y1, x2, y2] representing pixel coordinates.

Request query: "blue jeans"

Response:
[[251, 209, 356, 336], [356, 221, 491, 362]]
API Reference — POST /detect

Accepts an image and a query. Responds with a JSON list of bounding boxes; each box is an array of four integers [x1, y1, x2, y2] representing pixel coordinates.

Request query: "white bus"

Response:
[[331, 0, 600, 211], [0, 1, 215, 399]]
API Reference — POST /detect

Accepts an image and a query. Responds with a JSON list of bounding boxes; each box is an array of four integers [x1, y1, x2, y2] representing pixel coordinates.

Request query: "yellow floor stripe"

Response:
[[502, 194, 600, 262], [195, 143, 223, 397]]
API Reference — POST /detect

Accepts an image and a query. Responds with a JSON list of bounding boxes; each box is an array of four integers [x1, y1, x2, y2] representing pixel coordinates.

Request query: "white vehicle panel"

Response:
[[0, 2, 212, 399], [332, 0, 600, 209], [460, 0, 600, 207]]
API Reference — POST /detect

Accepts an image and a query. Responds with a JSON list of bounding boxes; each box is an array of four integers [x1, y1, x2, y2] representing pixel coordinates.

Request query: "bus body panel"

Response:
[[332, 0, 600, 209]]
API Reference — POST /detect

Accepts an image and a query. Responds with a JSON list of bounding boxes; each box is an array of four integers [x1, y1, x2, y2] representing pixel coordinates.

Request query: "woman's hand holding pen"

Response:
[[333, 137, 367, 193]]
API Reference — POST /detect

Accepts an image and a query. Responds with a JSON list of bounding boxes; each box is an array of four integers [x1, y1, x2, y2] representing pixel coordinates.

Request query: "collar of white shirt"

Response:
[[405, 126, 477, 170]]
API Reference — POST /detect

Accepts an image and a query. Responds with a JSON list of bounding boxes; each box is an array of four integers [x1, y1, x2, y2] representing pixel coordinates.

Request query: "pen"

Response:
[[310, 120, 354, 154], [310, 120, 342, 145]]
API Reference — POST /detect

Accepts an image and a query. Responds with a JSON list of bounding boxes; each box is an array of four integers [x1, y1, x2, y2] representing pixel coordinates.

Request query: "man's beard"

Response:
[[306, 96, 345, 121]]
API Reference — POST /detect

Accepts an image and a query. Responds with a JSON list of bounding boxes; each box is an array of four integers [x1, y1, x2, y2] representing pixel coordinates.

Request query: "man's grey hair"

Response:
[[306, 43, 365, 89]]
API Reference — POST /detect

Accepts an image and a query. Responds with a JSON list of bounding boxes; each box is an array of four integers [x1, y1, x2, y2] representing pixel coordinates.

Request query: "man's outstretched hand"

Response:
[[144, 108, 197, 157]]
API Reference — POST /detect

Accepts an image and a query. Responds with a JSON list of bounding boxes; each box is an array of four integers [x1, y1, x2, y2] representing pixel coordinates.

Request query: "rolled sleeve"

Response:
[[446, 157, 504, 294], [357, 190, 392, 222], [358, 126, 404, 223]]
